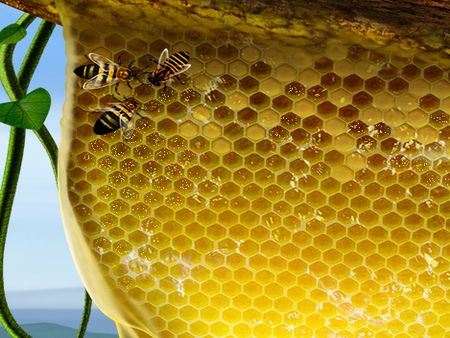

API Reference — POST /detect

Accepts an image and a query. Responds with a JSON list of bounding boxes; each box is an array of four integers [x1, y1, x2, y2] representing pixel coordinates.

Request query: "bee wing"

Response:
[[82, 75, 119, 89], [121, 119, 136, 140], [88, 53, 117, 67], [157, 48, 169, 70], [173, 64, 191, 76]]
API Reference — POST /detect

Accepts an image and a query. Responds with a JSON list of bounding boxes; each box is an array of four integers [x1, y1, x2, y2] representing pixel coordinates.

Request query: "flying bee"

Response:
[[74, 53, 145, 94], [93, 97, 145, 140], [146, 48, 191, 87]]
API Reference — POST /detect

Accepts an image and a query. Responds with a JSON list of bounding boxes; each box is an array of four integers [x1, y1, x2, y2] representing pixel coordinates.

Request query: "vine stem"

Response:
[[0, 16, 92, 337], [77, 291, 92, 338], [0, 13, 35, 338], [0, 14, 93, 338]]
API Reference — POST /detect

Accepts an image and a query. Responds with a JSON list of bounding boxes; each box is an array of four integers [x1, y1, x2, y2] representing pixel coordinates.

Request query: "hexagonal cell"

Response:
[[229, 60, 249, 77], [239, 76, 259, 93], [423, 65, 443, 82], [272, 95, 293, 112], [365, 76, 385, 94], [347, 111, 372, 137], [307, 85, 327, 102], [268, 126, 289, 144], [217, 74, 238, 92], [77, 92, 97, 109], [214, 106, 235, 124], [314, 57, 333, 73], [372, 122, 391, 139], [205, 90, 226, 107], [419, 94, 440, 111], [224, 123, 244, 140], [302, 116, 323, 132], [260, 78, 283, 97], [126, 37, 147, 55], [401, 64, 421, 80], [338, 105, 359, 121], [429, 110, 449, 128], [103, 33, 125, 51], [218, 44, 238, 61], [249, 92, 270, 109], [157, 119, 177, 136], [320, 72, 341, 90], [237, 108, 257, 125], [388, 77, 409, 95], [343, 74, 364, 92], [312, 131, 332, 148], [241, 46, 261, 63], [352, 91, 373, 107], [378, 63, 398, 80], [206, 60, 226, 77], [195, 42, 216, 61], [274, 64, 297, 82], [346, 44, 368, 62], [250, 61, 272, 78]]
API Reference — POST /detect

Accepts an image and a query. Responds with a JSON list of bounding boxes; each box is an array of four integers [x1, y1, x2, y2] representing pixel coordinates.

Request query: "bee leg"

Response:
[[127, 81, 133, 91], [146, 56, 160, 66], [128, 60, 135, 68], [117, 52, 124, 65], [175, 75, 185, 85], [114, 83, 122, 96]]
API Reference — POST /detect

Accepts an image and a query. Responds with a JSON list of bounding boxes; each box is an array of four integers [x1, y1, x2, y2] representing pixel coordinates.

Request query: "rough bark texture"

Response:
[[0, 0, 448, 56]]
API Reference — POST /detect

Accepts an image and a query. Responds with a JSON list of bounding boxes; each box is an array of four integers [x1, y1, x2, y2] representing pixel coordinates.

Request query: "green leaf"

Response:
[[0, 88, 51, 130], [0, 24, 27, 45]]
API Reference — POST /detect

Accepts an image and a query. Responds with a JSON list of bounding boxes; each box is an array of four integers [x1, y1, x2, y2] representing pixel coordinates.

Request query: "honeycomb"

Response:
[[58, 4, 450, 338]]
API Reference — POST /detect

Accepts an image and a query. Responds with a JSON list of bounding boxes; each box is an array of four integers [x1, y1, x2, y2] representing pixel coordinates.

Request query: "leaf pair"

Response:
[[0, 24, 26, 45], [0, 88, 51, 130]]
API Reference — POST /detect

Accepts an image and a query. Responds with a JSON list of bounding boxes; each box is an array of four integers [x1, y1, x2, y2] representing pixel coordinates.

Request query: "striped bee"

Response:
[[147, 48, 191, 87], [74, 53, 142, 93], [93, 97, 143, 139]]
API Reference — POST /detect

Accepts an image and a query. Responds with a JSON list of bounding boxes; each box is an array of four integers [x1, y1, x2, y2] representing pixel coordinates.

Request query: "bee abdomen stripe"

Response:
[[104, 112, 120, 127], [176, 52, 190, 62], [100, 114, 119, 129], [101, 64, 110, 83]]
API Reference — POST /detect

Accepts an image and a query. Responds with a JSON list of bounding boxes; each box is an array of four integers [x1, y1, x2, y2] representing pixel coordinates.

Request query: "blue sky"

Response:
[[0, 4, 84, 291]]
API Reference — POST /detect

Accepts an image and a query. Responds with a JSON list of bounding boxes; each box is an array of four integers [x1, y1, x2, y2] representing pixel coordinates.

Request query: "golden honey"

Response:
[[57, 1, 449, 337]]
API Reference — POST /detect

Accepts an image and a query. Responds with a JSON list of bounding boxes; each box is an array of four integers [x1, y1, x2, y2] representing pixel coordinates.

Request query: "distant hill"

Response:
[[8, 288, 93, 309], [12, 309, 117, 335], [0, 323, 117, 338]]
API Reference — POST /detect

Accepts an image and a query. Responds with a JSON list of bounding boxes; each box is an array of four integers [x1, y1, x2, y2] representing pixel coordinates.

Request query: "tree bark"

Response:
[[0, 0, 448, 55]]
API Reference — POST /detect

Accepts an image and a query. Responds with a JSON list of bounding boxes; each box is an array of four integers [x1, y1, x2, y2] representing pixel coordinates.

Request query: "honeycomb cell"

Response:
[[352, 91, 373, 107], [423, 65, 443, 82], [285, 81, 305, 97], [388, 77, 409, 95], [229, 60, 248, 77], [274, 64, 296, 82], [271, 95, 292, 113], [249, 92, 270, 109], [239, 76, 259, 93], [250, 61, 272, 79], [429, 110, 449, 128], [217, 44, 238, 61], [419, 94, 440, 111], [307, 85, 327, 102]]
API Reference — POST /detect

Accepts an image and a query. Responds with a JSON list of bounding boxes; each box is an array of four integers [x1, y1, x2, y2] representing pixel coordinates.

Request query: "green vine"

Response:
[[0, 13, 91, 337]]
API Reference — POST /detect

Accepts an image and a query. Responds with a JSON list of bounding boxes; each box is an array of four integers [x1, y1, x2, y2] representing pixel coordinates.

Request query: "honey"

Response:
[[56, 1, 450, 337]]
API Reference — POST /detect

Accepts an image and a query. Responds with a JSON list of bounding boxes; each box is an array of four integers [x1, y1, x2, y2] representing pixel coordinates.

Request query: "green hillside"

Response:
[[0, 323, 117, 338]]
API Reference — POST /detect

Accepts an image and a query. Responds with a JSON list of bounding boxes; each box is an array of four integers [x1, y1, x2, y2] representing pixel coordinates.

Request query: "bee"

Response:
[[147, 48, 191, 87], [93, 97, 144, 139], [74, 53, 144, 93]]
